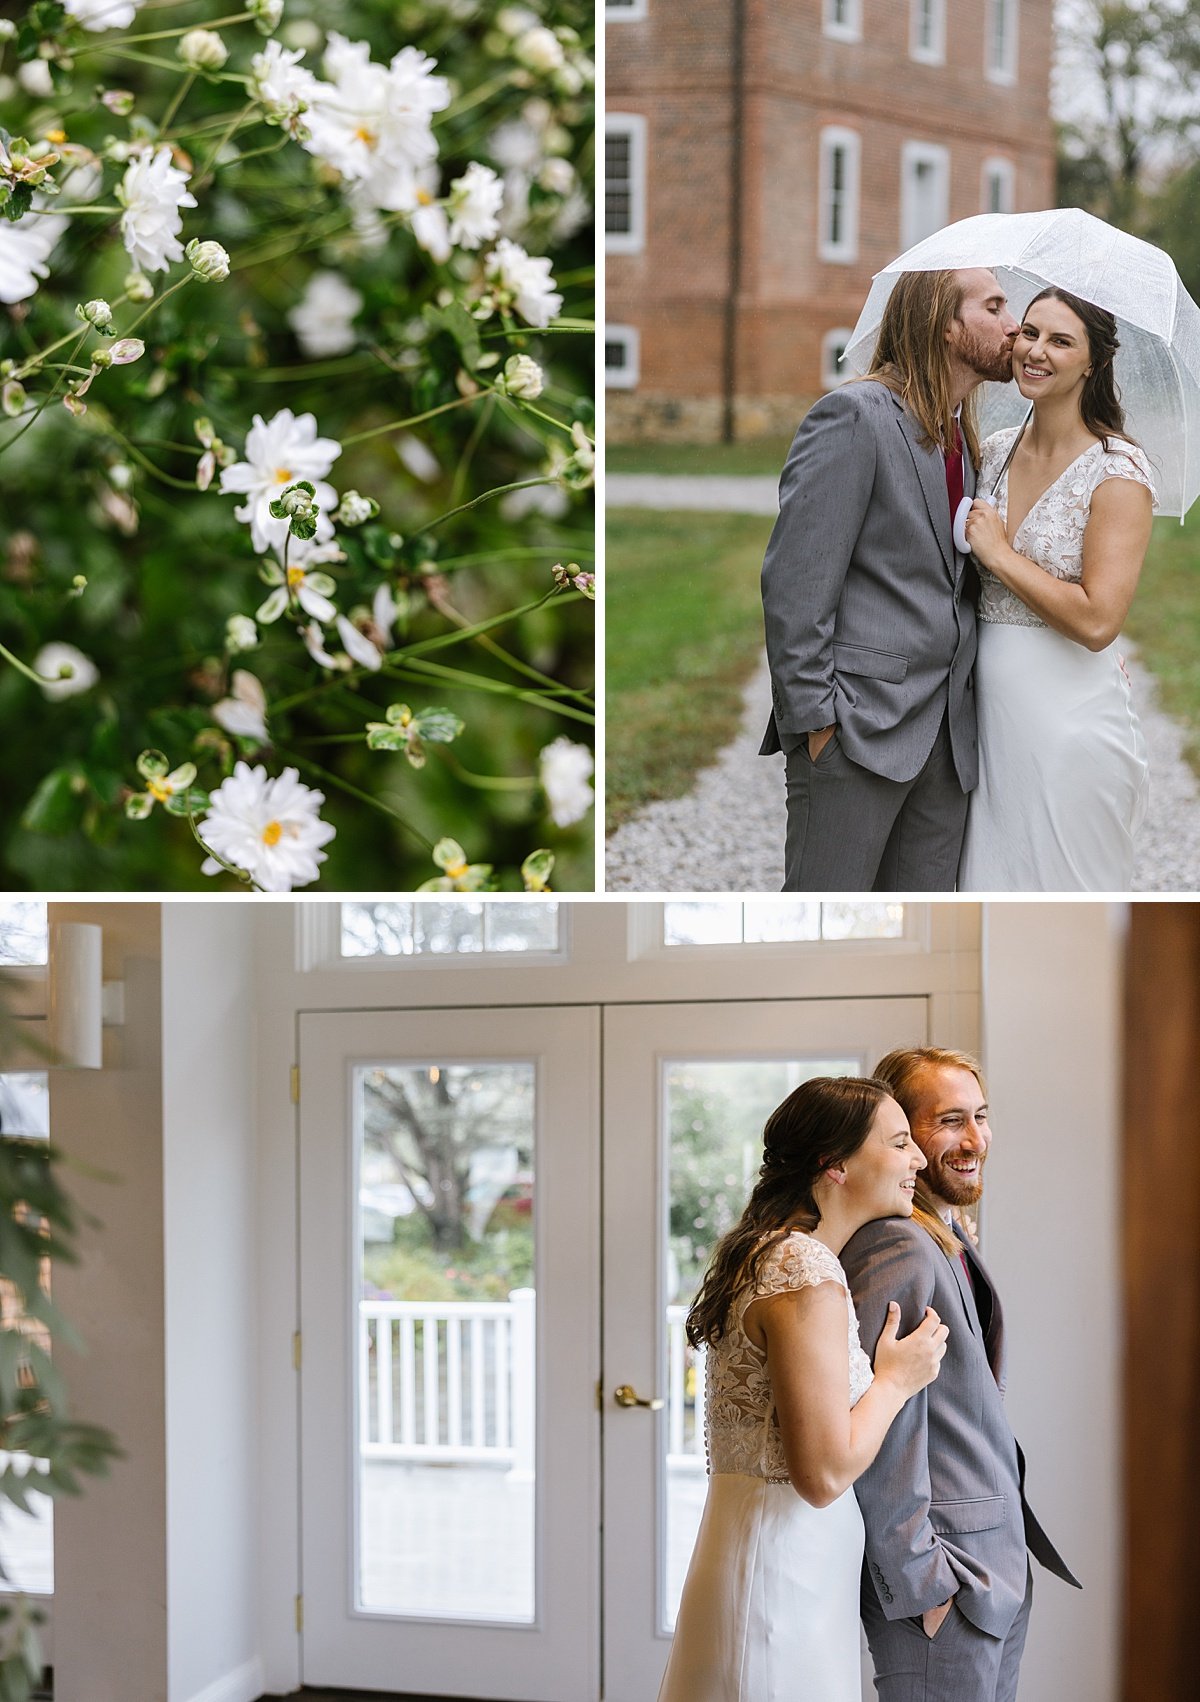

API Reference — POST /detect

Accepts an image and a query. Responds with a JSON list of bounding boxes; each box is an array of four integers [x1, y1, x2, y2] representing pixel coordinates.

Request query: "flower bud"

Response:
[[76, 298, 113, 329], [226, 614, 259, 653], [280, 483, 315, 517], [516, 26, 565, 73], [101, 88, 135, 116], [249, 0, 285, 34], [178, 29, 228, 72], [186, 238, 231, 283], [0, 20, 17, 42], [125, 270, 154, 302], [538, 158, 575, 196], [91, 347, 114, 371], [2, 379, 26, 418], [109, 338, 145, 365], [334, 490, 379, 527], [497, 353, 545, 399]]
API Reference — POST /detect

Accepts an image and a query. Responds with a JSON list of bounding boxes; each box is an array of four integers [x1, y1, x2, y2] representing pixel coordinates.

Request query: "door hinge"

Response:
[[295, 1593, 303, 1633], [290, 1064, 300, 1104], [293, 1330, 302, 1371]]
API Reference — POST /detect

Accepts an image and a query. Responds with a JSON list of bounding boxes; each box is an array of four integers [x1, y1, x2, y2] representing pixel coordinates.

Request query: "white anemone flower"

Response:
[[63, 0, 146, 29], [287, 271, 363, 357], [249, 39, 323, 126], [199, 763, 335, 892], [212, 670, 268, 743], [411, 180, 451, 263], [118, 148, 197, 273], [485, 238, 563, 328], [539, 737, 594, 827], [303, 34, 451, 213], [300, 622, 344, 671], [336, 614, 384, 671], [258, 535, 344, 625], [33, 643, 99, 701], [0, 211, 69, 305], [447, 162, 503, 250], [219, 408, 341, 553]]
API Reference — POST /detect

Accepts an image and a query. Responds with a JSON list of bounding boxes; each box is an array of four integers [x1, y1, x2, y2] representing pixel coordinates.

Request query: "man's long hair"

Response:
[[866, 270, 982, 471], [872, 1046, 986, 1257]]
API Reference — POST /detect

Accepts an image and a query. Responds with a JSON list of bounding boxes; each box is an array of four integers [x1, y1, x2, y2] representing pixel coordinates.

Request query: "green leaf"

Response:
[[412, 708, 464, 745], [19, 766, 83, 834], [0, 183, 33, 223], [423, 300, 482, 369]]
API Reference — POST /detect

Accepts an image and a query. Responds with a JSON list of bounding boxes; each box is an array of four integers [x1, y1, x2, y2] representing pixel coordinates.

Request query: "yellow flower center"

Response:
[[147, 778, 172, 803], [274, 467, 293, 484], [416, 188, 434, 206], [355, 125, 378, 148], [45, 129, 67, 145], [446, 858, 468, 881], [286, 564, 305, 590], [262, 820, 284, 847]]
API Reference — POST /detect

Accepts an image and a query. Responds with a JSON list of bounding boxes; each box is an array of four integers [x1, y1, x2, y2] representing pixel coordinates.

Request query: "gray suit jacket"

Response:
[[841, 1217, 1079, 1642], [760, 380, 978, 788]]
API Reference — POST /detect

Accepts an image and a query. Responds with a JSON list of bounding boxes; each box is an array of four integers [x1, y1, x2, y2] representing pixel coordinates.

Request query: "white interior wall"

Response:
[[162, 905, 261, 1702], [981, 902, 1124, 1702]]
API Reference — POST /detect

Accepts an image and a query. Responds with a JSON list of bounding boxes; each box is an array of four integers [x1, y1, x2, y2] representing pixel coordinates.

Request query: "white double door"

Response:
[[298, 994, 925, 1698]]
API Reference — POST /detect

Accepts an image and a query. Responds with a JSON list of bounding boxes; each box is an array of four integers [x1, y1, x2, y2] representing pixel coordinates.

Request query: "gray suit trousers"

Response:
[[862, 1562, 1033, 1702], [782, 707, 967, 891]]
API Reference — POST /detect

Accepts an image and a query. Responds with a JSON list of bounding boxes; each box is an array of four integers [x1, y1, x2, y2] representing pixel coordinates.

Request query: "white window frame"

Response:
[[605, 323, 640, 389], [300, 903, 572, 973], [817, 126, 860, 264], [981, 155, 1016, 215], [823, 0, 862, 43], [606, 0, 648, 18], [910, 0, 946, 65], [986, 0, 1019, 84], [605, 112, 647, 256], [822, 327, 854, 390], [630, 904, 925, 965], [900, 139, 950, 253]]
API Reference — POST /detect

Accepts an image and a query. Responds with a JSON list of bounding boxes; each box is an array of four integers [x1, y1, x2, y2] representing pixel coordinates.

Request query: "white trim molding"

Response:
[[605, 112, 647, 256], [986, 0, 1019, 84], [605, 323, 641, 389], [817, 126, 861, 264], [900, 139, 951, 253], [183, 1658, 265, 1702], [982, 155, 1016, 215], [910, 0, 946, 65], [821, 327, 855, 390], [823, 0, 862, 43], [606, 0, 648, 18]]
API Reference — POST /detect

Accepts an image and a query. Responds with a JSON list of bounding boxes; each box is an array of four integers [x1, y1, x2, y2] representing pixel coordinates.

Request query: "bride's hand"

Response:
[[872, 1302, 948, 1398], [963, 499, 1009, 571]]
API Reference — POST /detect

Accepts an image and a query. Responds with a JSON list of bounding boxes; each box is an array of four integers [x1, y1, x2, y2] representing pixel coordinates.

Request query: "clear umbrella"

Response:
[[842, 207, 1200, 519]]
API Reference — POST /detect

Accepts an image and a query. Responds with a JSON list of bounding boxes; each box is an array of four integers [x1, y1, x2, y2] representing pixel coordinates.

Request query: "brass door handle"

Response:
[[614, 1383, 664, 1410]]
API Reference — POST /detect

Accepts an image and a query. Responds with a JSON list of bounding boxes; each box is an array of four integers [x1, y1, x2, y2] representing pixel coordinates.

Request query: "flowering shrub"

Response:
[[0, 0, 595, 892]]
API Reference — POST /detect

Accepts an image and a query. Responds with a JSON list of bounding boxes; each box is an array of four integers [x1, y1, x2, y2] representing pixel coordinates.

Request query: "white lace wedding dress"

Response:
[[658, 1231, 874, 1702], [958, 429, 1156, 891]]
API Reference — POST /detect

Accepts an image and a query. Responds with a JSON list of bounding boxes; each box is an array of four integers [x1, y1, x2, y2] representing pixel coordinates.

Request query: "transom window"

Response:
[[0, 902, 48, 967], [662, 902, 905, 947], [342, 902, 561, 960]]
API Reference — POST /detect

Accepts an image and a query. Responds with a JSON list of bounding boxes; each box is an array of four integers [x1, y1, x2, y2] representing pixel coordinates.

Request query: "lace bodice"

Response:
[[703, 1231, 874, 1481], [975, 429, 1158, 627]]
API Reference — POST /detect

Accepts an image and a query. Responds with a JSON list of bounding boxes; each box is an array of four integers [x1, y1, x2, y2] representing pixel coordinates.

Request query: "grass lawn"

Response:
[[606, 438, 792, 478], [606, 507, 774, 829], [1124, 517, 1200, 773]]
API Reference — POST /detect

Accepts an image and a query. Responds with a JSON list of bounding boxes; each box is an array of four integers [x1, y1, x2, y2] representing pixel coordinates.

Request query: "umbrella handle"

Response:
[[953, 492, 993, 556]]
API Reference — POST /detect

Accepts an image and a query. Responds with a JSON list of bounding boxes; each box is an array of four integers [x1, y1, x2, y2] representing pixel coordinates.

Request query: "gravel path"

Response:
[[606, 473, 780, 513], [604, 645, 1200, 894]]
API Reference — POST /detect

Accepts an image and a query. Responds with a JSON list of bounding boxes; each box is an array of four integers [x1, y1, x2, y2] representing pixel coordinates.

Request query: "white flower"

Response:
[[540, 737, 594, 827], [300, 622, 343, 670], [199, 763, 335, 892], [249, 0, 284, 32], [118, 148, 197, 274], [186, 238, 230, 282], [63, 0, 145, 31], [447, 162, 503, 250], [178, 29, 228, 71], [219, 408, 341, 553], [538, 157, 575, 196], [258, 534, 343, 624], [411, 188, 451, 263], [496, 353, 544, 399], [486, 238, 562, 328], [0, 211, 68, 305], [213, 670, 269, 743], [372, 582, 398, 644], [336, 614, 383, 671], [515, 27, 565, 74], [17, 61, 53, 97], [497, 6, 539, 35], [303, 34, 451, 213], [287, 270, 362, 357], [249, 39, 321, 125], [226, 614, 259, 652], [34, 643, 99, 701]]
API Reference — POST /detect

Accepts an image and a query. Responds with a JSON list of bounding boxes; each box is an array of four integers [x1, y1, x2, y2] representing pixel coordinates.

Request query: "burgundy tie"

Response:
[[944, 421, 964, 525]]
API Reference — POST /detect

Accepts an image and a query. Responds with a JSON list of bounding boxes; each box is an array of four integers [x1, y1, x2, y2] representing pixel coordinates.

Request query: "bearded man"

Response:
[[840, 1047, 1079, 1702], [760, 269, 1019, 889]]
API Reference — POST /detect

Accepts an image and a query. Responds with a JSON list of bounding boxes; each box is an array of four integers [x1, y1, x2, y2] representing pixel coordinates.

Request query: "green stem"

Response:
[[196, 101, 259, 189], [509, 396, 589, 442], [437, 749, 538, 791], [433, 593, 593, 700], [0, 331, 90, 455], [12, 295, 131, 382], [73, 13, 253, 55], [0, 639, 50, 688], [226, 135, 293, 168], [121, 272, 193, 339], [450, 391, 495, 505], [184, 808, 260, 891], [341, 393, 483, 446], [424, 477, 560, 531], [391, 658, 595, 726], [271, 747, 436, 853], [106, 426, 199, 490], [160, 70, 195, 134]]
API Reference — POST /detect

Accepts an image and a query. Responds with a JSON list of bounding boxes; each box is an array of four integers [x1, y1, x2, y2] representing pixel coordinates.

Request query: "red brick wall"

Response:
[[607, 0, 1057, 436]]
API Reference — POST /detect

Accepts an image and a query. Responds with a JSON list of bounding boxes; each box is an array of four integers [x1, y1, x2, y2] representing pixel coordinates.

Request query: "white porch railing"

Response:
[[359, 1293, 707, 1478]]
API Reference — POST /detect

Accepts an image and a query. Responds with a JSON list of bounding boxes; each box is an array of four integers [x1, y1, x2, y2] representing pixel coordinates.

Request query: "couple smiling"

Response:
[[659, 1049, 1079, 1702], [761, 268, 1157, 891]]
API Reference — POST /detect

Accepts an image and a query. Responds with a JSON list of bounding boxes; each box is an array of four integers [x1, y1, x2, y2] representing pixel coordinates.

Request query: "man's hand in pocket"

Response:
[[807, 725, 836, 761]]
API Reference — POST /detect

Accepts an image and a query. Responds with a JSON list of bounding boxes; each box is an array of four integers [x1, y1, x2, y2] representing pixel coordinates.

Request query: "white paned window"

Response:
[[900, 141, 950, 251], [982, 156, 1016, 214], [911, 0, 946, 64], [605, 114, 646, 255], [823, 0, 862, 42], [818, 127, 860, 264], [822, 328, 854, 389], [341, 902, 562, 960], [606, 0, 648, 17], [986, 0, 1018, 83], [0, 902, 48, 967], [662, 902, 905, 947], [606, 324, 640, 389]]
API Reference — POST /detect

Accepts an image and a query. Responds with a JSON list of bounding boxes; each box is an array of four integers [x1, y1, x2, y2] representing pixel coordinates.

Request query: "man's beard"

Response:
[[923, 1145, 987, 1206], [952, 322, 1015, 384]]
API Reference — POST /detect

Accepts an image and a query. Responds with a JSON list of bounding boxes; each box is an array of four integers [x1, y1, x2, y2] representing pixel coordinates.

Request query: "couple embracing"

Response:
[[658, 1049, 1079, 1702], [761, 268, 1157, 891]]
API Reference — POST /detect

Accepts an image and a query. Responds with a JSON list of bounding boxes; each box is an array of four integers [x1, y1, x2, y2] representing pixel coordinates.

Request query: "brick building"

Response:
[[605, 0, 1055, 440]]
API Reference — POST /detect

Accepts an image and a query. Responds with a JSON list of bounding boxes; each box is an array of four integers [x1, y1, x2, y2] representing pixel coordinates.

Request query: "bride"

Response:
[[959, 285, 1156, 890], [658, 1075, 947, 1702]]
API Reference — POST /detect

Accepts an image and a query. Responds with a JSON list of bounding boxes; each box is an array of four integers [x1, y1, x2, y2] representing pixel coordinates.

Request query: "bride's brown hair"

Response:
[[1022, 286, 1134, 451], [685, 1075, 892, 1348]]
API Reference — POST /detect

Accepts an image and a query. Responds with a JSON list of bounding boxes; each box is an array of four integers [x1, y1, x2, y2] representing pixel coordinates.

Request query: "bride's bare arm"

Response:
[[747, 1283, 946, 1509], [965, 477, 1152, 651]]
